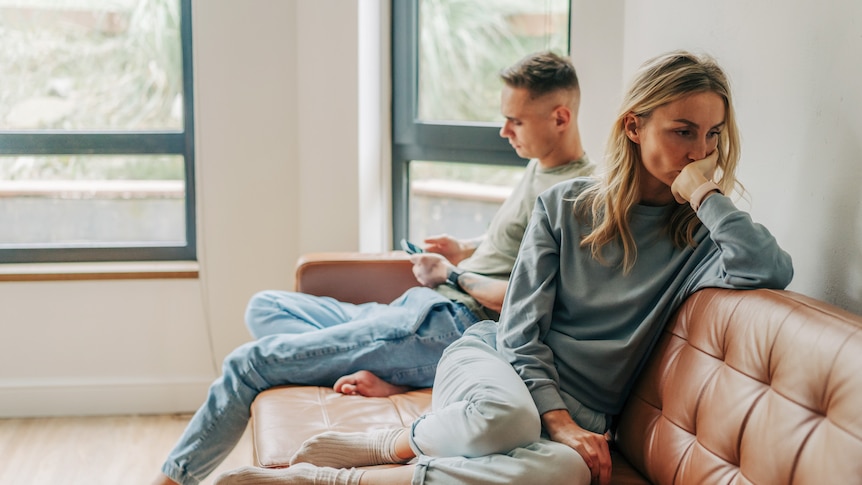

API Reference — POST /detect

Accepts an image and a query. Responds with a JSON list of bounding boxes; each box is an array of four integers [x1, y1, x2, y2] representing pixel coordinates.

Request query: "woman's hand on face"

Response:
[[671, 150, 719, 204]]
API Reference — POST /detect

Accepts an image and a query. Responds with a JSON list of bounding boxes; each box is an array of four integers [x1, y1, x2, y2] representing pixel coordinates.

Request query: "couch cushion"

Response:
[[251, 386, 433, 468], [252, 385, 650, 483], [614, 288, 862, 484]]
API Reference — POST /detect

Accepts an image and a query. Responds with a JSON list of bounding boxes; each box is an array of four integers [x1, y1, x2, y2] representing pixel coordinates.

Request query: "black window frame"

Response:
[[390, 0, 529, 246], [0, 0, 196, 264]]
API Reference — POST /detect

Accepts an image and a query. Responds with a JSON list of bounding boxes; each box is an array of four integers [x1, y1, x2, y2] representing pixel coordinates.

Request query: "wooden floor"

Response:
[[0, 413, 253, 485]]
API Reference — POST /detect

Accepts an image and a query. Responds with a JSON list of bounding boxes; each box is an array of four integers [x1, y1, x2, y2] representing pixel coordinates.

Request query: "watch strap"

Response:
[[447, 267, 465, 292]]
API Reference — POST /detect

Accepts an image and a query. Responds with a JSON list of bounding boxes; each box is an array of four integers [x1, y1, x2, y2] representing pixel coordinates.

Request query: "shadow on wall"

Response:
[[818, 122, 862, 316], [787, 17, 862, 317]]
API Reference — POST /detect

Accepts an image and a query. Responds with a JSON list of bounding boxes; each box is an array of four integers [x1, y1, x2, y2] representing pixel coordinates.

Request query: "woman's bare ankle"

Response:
[[394, 430, 415, 461]]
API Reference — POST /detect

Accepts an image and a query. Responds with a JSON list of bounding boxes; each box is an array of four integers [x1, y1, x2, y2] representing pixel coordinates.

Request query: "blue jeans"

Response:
[[161, 287, 480, 485]]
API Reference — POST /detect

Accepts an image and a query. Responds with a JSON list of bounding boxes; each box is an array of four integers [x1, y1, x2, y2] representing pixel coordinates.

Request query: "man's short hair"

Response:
[[500, 51, 579, 98]]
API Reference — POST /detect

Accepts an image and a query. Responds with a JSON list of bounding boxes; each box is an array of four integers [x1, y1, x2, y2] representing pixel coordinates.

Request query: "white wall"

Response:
[[0, 1, 859, 417], [572, 0, 862, 315], [0, 1, 374, 417]]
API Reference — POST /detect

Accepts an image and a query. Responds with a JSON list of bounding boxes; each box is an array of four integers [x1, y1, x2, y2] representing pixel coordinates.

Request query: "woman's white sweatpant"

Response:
[[408, 321, 591, 485]]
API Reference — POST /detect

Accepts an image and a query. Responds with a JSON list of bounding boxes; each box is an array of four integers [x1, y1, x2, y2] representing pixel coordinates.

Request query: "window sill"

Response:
[[0, 261, 199, 282]]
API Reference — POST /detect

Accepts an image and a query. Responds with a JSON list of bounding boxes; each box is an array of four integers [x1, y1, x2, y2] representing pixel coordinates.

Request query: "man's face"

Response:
[[499, 85, 560, 160]]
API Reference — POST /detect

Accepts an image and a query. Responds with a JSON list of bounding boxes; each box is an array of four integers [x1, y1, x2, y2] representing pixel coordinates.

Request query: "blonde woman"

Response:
[[216, 50, 793, 485]]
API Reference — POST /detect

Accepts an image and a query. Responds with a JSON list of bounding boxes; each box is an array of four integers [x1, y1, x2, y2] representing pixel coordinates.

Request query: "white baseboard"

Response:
[[0, 378, 214, 417]]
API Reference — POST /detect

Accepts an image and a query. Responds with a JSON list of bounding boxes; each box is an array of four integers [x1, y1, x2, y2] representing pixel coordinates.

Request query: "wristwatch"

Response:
[[446, 267, 466, 292]]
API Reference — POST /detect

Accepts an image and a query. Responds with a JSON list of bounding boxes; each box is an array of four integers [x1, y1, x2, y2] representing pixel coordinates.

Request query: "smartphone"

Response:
[[400, 238, 424, 254]]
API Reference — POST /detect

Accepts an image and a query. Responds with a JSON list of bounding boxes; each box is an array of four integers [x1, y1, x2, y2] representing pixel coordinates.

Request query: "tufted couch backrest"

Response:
[[614, 288, 862, 484]]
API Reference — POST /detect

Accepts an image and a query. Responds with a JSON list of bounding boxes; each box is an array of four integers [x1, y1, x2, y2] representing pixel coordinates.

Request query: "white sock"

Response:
[[290, 428, 409, 468], [214, 463, 363, 485]]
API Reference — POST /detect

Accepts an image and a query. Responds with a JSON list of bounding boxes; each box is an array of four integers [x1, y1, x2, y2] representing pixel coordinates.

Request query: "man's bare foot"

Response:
[[150, 474, 179, 485], [333, 370, 411, 397]]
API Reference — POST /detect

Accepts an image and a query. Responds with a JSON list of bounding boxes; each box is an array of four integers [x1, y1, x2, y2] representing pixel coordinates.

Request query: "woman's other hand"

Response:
[[542, 409, 612, 485]]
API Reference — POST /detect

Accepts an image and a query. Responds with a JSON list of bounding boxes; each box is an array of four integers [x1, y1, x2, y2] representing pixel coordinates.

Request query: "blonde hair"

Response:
[[577, 50, 741, 272]]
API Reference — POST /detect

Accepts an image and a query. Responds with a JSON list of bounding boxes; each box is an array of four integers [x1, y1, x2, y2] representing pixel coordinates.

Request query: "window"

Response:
[[0, 0, 195, 264], [392, 0, 570, 242]]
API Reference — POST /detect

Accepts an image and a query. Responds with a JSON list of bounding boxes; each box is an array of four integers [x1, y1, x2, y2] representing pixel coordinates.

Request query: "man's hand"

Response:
[[542, 409, 612, 485], [423, 234, 478, 265], [411, 252, 508, 312], [671, 150, 719, 204], [333, 370, 412, 397], [410, 253, 452, 287]]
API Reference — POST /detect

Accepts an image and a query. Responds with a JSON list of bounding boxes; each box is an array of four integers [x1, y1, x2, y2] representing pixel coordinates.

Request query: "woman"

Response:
[[215, 50, 793, 485]]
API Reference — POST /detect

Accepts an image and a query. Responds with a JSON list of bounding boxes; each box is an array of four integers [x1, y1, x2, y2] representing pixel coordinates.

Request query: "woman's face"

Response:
[[627, 91, 726, 205]]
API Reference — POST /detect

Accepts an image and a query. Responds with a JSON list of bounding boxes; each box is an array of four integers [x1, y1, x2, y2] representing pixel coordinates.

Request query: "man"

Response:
[[153, 51, 594, 485]]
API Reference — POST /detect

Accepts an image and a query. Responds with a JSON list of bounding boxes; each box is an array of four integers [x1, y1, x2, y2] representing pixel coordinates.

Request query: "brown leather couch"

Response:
[[250, 253, 862, 484]]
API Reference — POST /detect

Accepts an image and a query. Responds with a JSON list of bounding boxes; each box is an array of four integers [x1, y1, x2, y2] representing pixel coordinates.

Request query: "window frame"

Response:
[[390, 0, 529, 246], [0, 0, 196, 264]]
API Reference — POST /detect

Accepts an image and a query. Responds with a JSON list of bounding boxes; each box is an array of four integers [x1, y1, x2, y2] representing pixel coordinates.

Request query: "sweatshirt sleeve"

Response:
[[693, 193, 794, 290], [496, 194, 569, 415]]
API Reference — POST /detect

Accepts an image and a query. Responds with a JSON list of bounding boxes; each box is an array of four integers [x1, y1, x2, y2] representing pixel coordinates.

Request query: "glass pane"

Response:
[[417, 0, 570, 123], [0, 0, 183, 131], [0, 155, 186, 246], [409, 160, 523, 241]]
